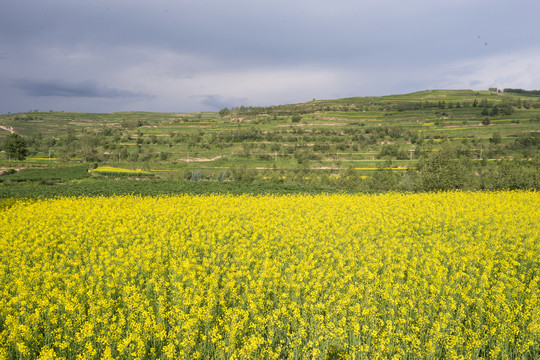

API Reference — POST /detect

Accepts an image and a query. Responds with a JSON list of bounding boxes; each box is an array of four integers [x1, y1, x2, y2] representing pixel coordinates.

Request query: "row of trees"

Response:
[[14, 124, 425, 161], [4, 127, 538, 164], [3, 133, 538, 190], [180, 149, 539, 191], [503, 88, 540, 96], [219, 97, 540, 117]]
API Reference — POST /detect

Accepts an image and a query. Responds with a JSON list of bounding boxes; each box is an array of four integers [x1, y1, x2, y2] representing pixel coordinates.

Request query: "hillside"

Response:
[[1, 89, 539, 194]]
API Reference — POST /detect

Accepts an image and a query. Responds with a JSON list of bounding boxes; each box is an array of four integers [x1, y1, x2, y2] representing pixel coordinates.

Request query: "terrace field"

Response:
[[1, 89, 539, 194]]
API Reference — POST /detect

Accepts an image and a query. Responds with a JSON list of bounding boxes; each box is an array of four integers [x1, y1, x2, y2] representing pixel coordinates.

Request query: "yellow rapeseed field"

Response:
[[0, 192, 539, 359], [90, 166, 153, 175]]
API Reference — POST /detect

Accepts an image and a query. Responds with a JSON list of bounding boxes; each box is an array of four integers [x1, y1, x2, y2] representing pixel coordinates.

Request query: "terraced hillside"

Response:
[[1, 89, 539, 193]]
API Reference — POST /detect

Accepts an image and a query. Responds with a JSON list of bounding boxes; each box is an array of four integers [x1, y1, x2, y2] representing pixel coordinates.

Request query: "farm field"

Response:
[[1, 89, 539, 192], [1, 191, 539, 359]]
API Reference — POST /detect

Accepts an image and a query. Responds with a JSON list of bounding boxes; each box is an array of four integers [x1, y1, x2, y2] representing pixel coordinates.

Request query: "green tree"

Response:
[[218, 107, 231, 117], [490, 132, 502, 144], [337, 166, 360, 189], [57, 145, 75, 163], [366, 166, 399, 191], [414, 143, 472, 191], [483, 159, 539, 190], [291, 114, 302, 123], [3, 133, 29, 160], [79, 134, 101, 162]]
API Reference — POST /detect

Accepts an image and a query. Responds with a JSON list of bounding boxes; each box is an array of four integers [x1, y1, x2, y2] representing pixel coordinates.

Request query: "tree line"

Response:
[[503, 88, 540, 96]]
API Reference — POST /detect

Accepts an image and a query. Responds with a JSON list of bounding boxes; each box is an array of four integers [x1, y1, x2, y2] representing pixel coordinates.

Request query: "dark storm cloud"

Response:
[[14, 79, 149, 99], [1, 0, 515, 67], [1, 0, 540, 113]]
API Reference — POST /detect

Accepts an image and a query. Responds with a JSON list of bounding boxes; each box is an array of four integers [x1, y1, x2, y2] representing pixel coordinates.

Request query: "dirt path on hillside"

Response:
[[0, 125, 15, 134], [181, 155, 223, 162]]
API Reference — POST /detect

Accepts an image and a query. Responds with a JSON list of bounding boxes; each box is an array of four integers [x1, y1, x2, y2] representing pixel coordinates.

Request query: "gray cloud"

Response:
[[14, 79, 150, 99], [1, 0, 540, 113], [4, 0, 532, 67], [192, 95, 249, 110]]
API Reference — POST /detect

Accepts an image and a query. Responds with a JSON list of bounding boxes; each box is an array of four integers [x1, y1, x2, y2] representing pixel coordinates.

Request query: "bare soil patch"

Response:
[[0, 125, 15, 133], [180, 155, 223, 162]]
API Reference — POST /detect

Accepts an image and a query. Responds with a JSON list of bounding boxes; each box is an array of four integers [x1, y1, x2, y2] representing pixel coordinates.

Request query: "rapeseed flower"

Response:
[[0, 192, 538, 359]]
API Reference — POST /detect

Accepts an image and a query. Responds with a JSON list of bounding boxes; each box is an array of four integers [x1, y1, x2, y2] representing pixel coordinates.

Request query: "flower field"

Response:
[[90, 166, 154, 176], [1, 192, 539, 359]]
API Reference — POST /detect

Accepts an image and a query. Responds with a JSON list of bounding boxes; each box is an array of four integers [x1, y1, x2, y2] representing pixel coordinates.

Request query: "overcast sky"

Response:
[[1, 0, 539, 114]]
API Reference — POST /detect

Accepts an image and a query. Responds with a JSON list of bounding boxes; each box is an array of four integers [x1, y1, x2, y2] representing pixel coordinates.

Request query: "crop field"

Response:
[[1, 191, 539, 359], [2, 90, 539, 178], [90, 166, 155, 177], [1, 90, 539, 194]]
